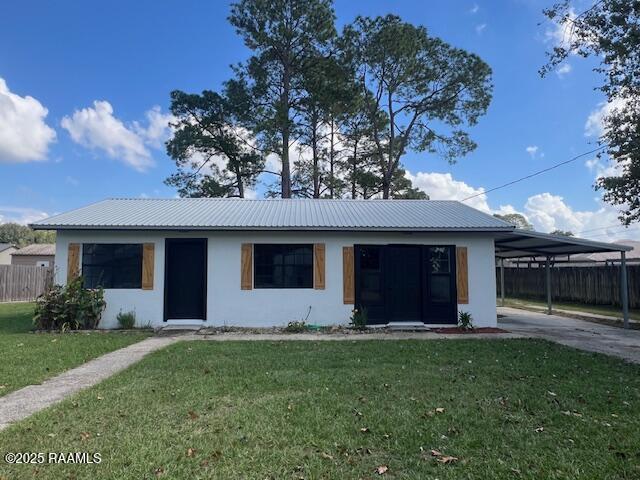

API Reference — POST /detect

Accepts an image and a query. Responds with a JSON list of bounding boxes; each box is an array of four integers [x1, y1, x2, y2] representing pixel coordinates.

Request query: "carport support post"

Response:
[[621, 251, 629, 329], [545, 256, 552, 315], [500, 257, 505, 306]]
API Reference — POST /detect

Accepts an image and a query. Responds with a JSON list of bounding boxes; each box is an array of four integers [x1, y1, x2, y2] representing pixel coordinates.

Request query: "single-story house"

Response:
[[10, 244, 56, 267], [31, 198, 515, 329], [0, 243, 18, 265]]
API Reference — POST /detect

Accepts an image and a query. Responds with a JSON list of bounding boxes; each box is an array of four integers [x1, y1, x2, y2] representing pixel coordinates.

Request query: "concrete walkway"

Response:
[[0, 336, 180, 431], [498, 306, 640, 364]]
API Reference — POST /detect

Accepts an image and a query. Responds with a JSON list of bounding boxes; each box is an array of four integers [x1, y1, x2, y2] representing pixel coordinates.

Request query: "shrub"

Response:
[[284, 320, 309, 333], [458, 310, 474, 331], [117, 310, 136, 329], [34, 277, 106, 331], [349, 307, 368, 330]]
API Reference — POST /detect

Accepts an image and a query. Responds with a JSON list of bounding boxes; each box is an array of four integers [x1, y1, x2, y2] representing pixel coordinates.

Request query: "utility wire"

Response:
[[575, 222, 630, 235], [461, 146, 607, 202]]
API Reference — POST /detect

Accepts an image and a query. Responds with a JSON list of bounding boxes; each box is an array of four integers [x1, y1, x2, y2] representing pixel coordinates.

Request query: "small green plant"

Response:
[[34, 277, 106, 331], [458, 310, 474, 331], [284, 320, 309, 333], [349, 307, 368, 330], [117, 310, 136, 329]]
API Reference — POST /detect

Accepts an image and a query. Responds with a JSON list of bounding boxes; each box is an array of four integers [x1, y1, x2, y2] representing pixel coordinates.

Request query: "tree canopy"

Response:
[[542, 0, 640, 224], [0, 223, 55, 247], [493, 213, 533, 230], [165, 2, 493, 200]]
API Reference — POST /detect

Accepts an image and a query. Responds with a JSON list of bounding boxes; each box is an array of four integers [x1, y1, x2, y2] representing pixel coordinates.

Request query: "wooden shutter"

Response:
[[343, 246, 354, 304], [314, 243, 325, 290], [141, 243, 155, 290], [241, 243, 253, 290], [67, 243, 80, 283], [456, 246, 469, 304]]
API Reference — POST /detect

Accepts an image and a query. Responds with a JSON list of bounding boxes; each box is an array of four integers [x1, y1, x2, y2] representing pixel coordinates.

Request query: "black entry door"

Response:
[[385, 246, 422, 323], [422, 246, 457, 324], [164, 239, 207, 321], [355, 244, 457, 325]]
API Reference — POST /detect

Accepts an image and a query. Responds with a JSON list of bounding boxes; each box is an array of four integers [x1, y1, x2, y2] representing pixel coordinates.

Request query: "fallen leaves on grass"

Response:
[[79, 431, 91, 441], [320, 452, 334, 460], [435, 407, 445, 414], [153, 467, 165, 477], [422, 447, 460, 465], [375, 465, 389, 475], [535, 426, 544, 433], [186, 448, 197, 458], [360, 427, 370, 433], [188, 410, 199, 420]]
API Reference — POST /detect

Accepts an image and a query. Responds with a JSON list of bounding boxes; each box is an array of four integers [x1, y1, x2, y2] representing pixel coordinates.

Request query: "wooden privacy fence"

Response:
[[497, 265, 640, 309], [0, 265, 54, 302]]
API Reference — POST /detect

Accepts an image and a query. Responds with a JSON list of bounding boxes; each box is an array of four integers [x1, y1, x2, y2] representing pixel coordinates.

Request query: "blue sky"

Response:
[[0, 0, 637, 241]]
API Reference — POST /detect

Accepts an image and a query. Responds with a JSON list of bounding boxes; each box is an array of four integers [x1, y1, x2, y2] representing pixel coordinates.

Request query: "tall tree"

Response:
[[228, 0, 336, 198], [166, 90, 264, 198], [542, 1, 640, 224], [341, 15, 493, 198]]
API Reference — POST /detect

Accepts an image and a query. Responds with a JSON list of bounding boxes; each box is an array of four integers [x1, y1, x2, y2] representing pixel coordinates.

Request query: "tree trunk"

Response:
[[280, 68, 292, 199], [351, 143, 358, 199], [312, 113, 320, 198], [329, 119, 335, 198], [382, 180, 391, 199]]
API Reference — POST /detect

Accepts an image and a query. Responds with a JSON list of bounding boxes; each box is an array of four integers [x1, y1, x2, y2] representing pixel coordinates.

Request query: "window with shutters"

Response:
[[82, 244, 143, 289], [254, 244, 313, 288]]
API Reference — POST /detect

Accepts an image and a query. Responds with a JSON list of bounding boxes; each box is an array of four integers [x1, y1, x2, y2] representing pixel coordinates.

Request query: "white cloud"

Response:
[[404, 169, 631, 241], [525, 145, 539, 157], [556, 63, 572, 78], [65, 176, 79, 186], [585, 156, 622, 179], [584, 97, 627, 138], [134, 106, 175, 149], [405, 171, 492, 213], [545, 7, 578, 48], [475, 23, 487, 35], [0, 78, 57, 163], [469, 3, 479, 14], [0, 206, 50, 225], [62, 101, 173, 172]]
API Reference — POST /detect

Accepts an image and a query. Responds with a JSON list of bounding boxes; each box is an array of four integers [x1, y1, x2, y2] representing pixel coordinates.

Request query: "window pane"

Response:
[[82, 244, 142, 289], [429, 247, 450, 273], [431, 275, 451, 303], [254, 244, 313, 288]]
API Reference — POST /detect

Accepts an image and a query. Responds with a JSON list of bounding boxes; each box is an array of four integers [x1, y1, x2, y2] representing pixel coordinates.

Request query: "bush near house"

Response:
[[33, 277, 106, 331]]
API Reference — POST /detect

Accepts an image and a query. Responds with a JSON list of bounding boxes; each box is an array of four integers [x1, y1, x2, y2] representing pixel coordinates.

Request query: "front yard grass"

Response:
[[1, 339, 639, 479], [0, 302, 150, 397]]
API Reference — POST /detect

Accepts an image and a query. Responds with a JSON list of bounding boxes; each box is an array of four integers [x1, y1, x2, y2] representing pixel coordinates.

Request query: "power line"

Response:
[[461, 146, 607, 202], [575, 222, 629, 235]]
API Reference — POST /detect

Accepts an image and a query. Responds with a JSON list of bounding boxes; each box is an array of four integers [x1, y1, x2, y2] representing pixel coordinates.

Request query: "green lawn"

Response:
[[0, 302, 150, 397], [502, 297, 640, 322], [1, 340, 638, 479]]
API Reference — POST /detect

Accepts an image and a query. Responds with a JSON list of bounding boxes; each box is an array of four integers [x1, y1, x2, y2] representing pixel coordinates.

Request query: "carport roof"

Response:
[[495, 229, 632, 258]]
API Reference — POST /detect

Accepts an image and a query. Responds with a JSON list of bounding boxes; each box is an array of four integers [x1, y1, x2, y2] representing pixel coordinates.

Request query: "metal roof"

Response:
[[0, 243, 16, 253], [495, 229, 632, 258], [11, 244, 56, 256], [31, 198, 514, 232]]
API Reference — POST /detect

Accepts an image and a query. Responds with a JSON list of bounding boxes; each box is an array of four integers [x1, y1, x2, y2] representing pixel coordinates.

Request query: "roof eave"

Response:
[[31, 224, 515, 233]]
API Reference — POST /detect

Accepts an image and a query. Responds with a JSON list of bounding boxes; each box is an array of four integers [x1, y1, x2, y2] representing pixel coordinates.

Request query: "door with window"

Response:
[[354, 244, 457, 325], [164, 239, 207, 321]]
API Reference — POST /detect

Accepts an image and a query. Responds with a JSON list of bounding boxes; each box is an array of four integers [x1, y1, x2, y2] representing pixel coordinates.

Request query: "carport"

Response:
[[494, 230, 634, 328]]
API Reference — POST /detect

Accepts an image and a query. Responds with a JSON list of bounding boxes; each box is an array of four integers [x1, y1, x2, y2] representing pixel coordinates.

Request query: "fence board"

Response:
[[0, 265, 54, 302], [497, 265, 640, 309]]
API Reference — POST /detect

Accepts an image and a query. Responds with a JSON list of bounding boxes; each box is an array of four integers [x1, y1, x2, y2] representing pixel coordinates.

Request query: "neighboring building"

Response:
[[11, 244, 56, 267], [32, 198, 513, 329], [506, 239, 639, 267], [0, 243, 18, 265]]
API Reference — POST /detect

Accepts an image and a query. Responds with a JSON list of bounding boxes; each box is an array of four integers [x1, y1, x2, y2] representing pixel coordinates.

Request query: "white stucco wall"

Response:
[[54, 230, 498, 329]]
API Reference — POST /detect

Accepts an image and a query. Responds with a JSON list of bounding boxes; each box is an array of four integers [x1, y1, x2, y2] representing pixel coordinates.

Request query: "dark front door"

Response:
[[164, 238, 207, 321], [385, 246, 422, 323], [355, 244, 457, 325], [422, 246, 457, 324]]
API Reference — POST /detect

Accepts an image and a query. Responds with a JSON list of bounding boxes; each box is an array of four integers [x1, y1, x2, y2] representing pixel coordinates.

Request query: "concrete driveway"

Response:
[[498, 306, 640, 364]]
